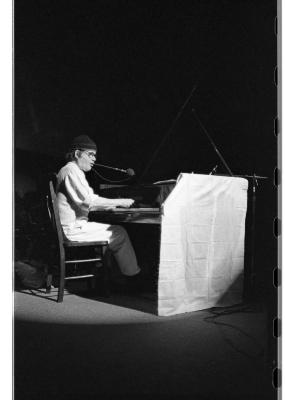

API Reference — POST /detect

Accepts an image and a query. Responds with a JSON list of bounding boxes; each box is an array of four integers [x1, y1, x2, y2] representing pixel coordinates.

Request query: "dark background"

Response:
[[14, 0, 277, 295]]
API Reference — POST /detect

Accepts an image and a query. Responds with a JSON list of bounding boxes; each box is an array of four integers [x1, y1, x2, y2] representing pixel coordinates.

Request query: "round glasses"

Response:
[[81, 150, 97, 159]]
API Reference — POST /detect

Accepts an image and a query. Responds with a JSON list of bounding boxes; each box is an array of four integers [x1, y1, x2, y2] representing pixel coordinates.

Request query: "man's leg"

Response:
[[107, 225, 140, 276], [64, 222, 140, 276]]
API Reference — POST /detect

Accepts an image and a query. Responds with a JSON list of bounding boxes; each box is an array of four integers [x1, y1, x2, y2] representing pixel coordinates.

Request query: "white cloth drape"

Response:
[[158, 173, 248, 317]]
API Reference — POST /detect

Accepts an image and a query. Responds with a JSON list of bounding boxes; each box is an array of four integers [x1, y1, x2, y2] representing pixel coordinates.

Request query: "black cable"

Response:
[[204, 306, 265, 361]]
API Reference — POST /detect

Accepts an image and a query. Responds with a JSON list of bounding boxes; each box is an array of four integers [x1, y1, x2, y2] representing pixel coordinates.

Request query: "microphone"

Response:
[[93, 163, 135, 176]]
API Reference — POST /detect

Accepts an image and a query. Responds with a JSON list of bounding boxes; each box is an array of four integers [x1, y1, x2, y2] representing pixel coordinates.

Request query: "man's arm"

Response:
[[89, 196, 134, 210], [62, 170, 135, 210]]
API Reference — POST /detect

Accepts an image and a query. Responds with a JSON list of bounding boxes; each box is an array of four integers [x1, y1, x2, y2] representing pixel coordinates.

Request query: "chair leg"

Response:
[[57, 256, 65, 303], [46, 273, 53, 294], [87, 272, 96, 290], [102, 246, 112, 296]]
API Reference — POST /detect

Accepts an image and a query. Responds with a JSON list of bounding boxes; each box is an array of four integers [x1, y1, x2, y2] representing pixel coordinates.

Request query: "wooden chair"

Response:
[[46, 180, 110, 302]]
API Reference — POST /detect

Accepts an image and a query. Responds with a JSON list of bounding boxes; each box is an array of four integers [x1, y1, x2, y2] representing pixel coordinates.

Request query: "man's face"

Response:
[[75, 149, 97, 172]]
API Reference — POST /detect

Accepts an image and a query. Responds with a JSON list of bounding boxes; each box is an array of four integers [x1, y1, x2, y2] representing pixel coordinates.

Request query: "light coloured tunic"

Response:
[[56, 161, 140, 276]]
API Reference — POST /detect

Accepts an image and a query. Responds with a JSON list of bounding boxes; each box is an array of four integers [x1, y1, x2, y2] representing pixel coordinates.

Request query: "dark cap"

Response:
[[68, 135, 97, 152]]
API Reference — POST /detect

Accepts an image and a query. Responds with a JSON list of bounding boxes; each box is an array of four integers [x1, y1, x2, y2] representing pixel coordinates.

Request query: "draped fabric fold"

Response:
[[158, 173, 248, 317]]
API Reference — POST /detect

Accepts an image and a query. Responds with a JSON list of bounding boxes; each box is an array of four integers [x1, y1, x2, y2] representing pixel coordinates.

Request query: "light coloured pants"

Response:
[[63, 221, 140, 276]]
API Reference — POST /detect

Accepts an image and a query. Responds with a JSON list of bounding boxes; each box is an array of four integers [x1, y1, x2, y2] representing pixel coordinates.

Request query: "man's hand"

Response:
[[89, 196, 135, 210], [117, 198, 135, 208]]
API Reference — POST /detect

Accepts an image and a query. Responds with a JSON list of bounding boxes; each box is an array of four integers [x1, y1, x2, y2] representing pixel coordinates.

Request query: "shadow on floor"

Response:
[[14, 300, 276, 400], [16, 283, 158, 315]]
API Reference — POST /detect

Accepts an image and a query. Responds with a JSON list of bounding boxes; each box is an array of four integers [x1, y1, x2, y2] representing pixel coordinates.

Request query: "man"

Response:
[[56, 135, 141, 289]]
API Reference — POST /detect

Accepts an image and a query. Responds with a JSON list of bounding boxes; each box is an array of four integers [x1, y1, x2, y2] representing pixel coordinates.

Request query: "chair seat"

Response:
[[63, 240, 108, 247]]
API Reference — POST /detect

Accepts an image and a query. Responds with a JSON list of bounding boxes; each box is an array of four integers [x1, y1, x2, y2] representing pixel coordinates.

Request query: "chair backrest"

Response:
[[47, 180, 65, 249]]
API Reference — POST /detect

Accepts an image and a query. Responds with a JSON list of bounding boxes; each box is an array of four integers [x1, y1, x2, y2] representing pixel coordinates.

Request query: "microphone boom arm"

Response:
[[192, 109, 234, 177], [93, 162, 134, 175]]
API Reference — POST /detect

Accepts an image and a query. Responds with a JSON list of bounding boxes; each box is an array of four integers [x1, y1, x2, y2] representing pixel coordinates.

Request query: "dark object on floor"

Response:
[[14, 260, 47, 290]]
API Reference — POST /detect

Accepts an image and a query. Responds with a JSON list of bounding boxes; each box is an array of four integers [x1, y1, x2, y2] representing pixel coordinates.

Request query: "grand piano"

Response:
[[89, 173, 248, 317], [89, 180, 176, 224]]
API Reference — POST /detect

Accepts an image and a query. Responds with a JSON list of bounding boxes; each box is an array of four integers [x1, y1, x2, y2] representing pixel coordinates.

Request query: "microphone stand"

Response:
[[192, 109, 268, 300]]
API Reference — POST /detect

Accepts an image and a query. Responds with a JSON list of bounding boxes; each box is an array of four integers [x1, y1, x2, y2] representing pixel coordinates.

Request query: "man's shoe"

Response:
[[125, 272, 146, 294]]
